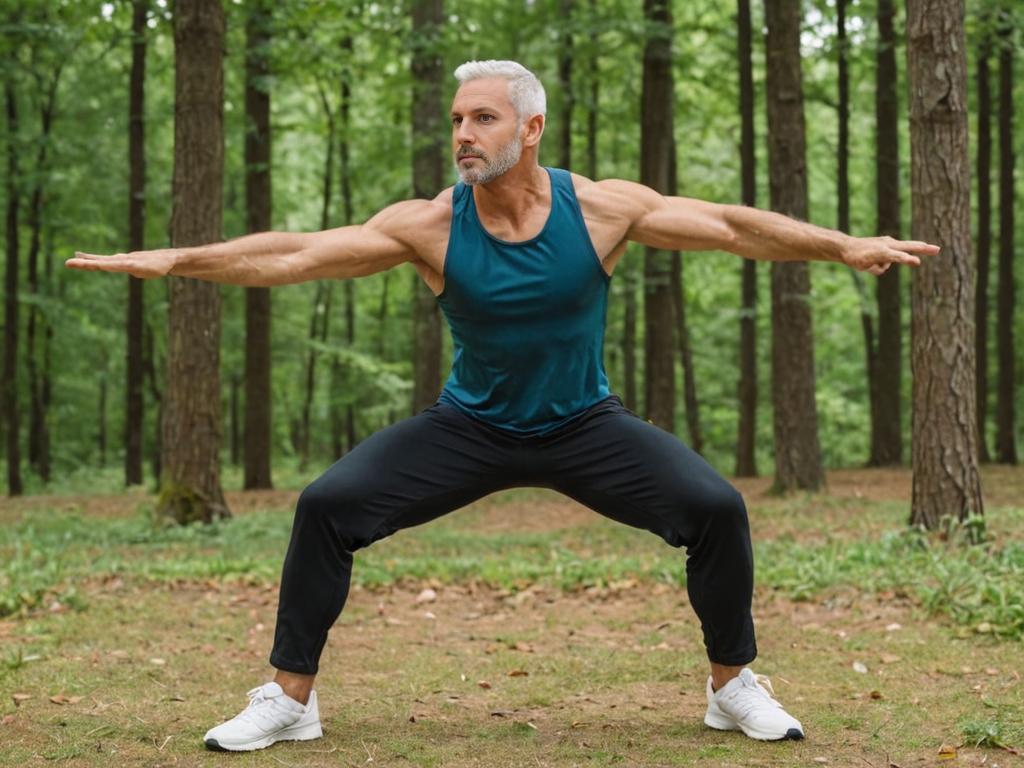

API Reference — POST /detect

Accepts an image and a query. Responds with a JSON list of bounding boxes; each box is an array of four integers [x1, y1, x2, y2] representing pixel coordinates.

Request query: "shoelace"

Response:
[[722, 674, 784, 719], [237, 686, 284, 726]]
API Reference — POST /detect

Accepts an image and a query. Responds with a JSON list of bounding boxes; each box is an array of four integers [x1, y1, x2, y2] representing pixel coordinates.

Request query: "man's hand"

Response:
[[66, 248, 182, 279], [840, 236, 940, 276]]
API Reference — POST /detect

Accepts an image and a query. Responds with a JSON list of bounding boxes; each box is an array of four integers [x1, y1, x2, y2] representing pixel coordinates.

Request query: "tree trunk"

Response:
[[764, 0, 823, 493], [338, 53, 357, 455], [975, 26, 992, 463], [26, 72, 59, 484], [671, 251, 702, 453], [585, 0, 598, 179], [126, 0, 148, 486], [994, 12, 1016, 464], [907, 0, 983, 528], [558, 0, 574, 170], [144, 319, 163, 484], [161, 0, 228, 524], [641, 0, 676, 432], [872, 0, 903, 466], [300, 283, 327, 469], [837, 0, 878, 469], [622, 264, 638, 412], [735, 0, 758, 477], [4, 84, 22, 496], [243, 0, 273, 489], [229, 372, 240, 465], [99, 363, 108, 466], [410, 0, 444, 413]]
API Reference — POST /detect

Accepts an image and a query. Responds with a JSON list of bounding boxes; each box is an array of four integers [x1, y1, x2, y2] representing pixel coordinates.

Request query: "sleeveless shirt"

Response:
[[436, 167, 611, 435]]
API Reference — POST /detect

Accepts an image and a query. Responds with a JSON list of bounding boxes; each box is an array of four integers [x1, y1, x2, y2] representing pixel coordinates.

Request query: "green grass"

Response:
[[3, 495, 1023, 638]]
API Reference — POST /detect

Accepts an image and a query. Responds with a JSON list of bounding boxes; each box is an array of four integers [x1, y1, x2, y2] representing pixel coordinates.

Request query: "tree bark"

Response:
[[735, 0, 758, 477], [622, 264, 638, 412], [975, 26, 992, 463], [160, 0, 228, 524], [764, 0, 824, 492], [410, 0, 444, 413], [26, 70, 59, 484], [338, 48, 357, 454], [558, 0, 574, 170], [126, 0, 148, 486], [585, 0, 598, 180], [994, 12, 1016, 464], [906, 0, 983, 528], [872, 0, 903, 466], [671, 251, 702, 453], [640, 0, 676, 432], [243, 0, 273, 489], [4, 84, 22, 496]]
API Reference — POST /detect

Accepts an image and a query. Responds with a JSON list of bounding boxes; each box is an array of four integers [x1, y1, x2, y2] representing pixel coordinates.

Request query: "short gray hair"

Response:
[[453, 60, 547, 122]]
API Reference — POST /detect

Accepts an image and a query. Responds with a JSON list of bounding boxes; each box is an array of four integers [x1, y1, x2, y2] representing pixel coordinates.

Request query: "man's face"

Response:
[[450, 78, 523, 185]]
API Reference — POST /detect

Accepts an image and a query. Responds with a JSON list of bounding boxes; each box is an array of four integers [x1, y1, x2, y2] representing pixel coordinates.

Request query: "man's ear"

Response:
[[522, 114, 545, 148]]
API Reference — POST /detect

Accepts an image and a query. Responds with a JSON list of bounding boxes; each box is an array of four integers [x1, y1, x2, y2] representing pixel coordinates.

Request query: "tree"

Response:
[[734, 0, 758, 477], [994, 9, 1016, 464], [975, 19, 993, 463], [244, 0, 273, 489], [125, 0, 148, 486], [4, 82, 22, 496], [159, 0, 229, 524], [764, 0, 823, 492], [410, 0, 445, 413], [906, 0, 983, 528], [640, 0, 675, 432], [557, 0, 574, 170], [871, 0, 902, 466]]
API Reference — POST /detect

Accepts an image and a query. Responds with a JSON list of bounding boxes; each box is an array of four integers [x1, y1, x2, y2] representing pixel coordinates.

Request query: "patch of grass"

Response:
[[960, 715, 1024, 751]]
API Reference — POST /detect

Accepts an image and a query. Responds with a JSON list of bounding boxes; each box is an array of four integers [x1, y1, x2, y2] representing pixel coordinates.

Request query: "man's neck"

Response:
[[472, 161, 549, 228]]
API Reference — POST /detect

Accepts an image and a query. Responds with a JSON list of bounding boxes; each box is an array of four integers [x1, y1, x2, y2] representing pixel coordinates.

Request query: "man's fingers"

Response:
[[893, 240, 940, 256], [888, 250, 921, 266]]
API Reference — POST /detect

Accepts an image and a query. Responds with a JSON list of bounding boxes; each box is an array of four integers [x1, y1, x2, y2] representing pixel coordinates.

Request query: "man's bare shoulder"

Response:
[[571, 175, 661, 221], [368, 188, 454, 241]]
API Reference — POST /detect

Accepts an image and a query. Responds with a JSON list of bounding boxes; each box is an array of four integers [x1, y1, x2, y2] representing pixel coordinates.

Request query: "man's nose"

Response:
[[454, 122, 475, 144]]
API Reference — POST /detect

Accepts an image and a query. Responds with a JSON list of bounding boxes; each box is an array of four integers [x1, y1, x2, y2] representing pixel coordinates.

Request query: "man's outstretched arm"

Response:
[[595, 179, 938, 275], [66, 198, 442, 286]]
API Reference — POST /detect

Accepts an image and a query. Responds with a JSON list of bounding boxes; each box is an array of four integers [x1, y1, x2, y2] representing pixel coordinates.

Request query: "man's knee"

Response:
[[294, 477, 374, 551]]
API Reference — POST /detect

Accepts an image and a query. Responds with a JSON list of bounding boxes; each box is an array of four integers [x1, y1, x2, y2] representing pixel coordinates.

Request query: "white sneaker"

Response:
[[204, 682, 322, 751], [703, 668, 804, 741]]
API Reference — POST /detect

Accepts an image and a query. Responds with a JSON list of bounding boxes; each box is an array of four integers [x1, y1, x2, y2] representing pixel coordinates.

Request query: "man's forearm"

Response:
[[169, 231, 312, 286], [722, 205, 852, 264]]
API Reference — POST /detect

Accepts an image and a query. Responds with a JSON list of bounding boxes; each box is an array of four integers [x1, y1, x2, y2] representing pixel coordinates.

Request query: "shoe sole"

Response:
[[704, 712, 804, 741], [205, 721, 323, 752]]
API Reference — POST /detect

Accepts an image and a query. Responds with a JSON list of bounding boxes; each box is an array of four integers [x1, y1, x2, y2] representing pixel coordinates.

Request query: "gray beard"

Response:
[[455, 133, 523, 185]]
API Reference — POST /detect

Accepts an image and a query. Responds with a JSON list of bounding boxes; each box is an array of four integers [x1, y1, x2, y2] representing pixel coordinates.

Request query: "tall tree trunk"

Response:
[[764, 0, 824, 493], [622, 264, 637, 411], [410, 0, 444, 413], [585, 0, 598, 180], [994, 12, 1016, 464], [975, 26, 993, 463], [671, 251, 703, 453], [161, 0, 228, 524], [836, 0, 879, 466], [99, 363, 108, 466], [243, 0, 273, 489], [907, 0, 983, 528], [338, 49, 357, 454], [558, 0, 574, 170], [735, 0, 758, 477], [229, 372, 240, 465], [26, 72, 59, 484], [4, 84, 22, 496], [126, 0, 148, 486], [872, 0, 903, 466], [144, 319, 163, 484], [640, 0, 676, 432], [300, 283, 327, 469]]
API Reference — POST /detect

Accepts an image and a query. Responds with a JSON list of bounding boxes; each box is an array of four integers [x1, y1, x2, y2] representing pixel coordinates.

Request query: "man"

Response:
[[68, 60, 935, 751]]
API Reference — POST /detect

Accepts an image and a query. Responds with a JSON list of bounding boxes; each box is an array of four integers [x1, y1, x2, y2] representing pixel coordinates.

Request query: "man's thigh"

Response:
[[302, 401, 518, 544], [532, 398, 744, 548]]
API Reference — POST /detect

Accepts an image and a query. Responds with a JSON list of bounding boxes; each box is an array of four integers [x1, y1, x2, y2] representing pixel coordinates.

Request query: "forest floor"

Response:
[[1, 467, 1023, 767]]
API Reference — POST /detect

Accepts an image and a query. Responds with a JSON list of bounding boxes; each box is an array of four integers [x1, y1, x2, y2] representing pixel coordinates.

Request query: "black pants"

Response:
[[270, 395, 757, 674]]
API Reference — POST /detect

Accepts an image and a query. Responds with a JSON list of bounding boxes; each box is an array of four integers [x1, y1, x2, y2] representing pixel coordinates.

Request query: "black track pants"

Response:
[[270, 395, 757, 674]]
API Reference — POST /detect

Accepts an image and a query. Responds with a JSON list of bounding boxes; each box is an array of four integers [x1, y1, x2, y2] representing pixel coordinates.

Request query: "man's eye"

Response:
[[479, 115, 493, 123], [452, 117, 462, 125]]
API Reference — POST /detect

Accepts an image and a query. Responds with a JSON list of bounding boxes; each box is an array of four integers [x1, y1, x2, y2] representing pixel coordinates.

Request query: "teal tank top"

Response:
[[437, 167, 612, 435]]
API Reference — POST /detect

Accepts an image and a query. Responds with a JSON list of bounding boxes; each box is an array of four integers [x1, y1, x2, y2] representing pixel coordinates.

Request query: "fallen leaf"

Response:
[[149, 658, 166, 666], [512, 641, 534, 653], [813, 758, 829, 765], [870, 690, 884, 700], [852, 661, 868, 674], [478, 680, 492, 689], [168, 695, 186, 702], [937, 744, 957, 760], [880, 653, 901, 664], [490, 709, 514, 717], [423, 611, 436, 620], [1, 715, 14, 726], [985, 668, 999, 676], [12, 694, 31, 706], [415, 588, 437, 604], [885, 623, 902, 632], [49, 694, 82, 705], [508, 669, 529, 677]]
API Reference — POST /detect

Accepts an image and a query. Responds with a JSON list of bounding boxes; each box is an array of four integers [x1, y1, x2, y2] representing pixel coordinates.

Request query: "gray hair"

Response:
[[453, 60, 547, 122]]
